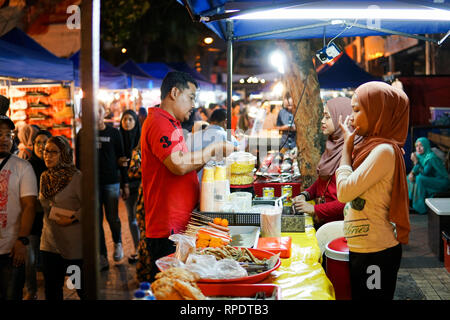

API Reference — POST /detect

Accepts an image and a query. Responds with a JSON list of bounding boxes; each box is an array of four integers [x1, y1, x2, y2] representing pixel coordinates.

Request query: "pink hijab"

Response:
[[317, 97, 361, 178], [352, 81, 410, 244]]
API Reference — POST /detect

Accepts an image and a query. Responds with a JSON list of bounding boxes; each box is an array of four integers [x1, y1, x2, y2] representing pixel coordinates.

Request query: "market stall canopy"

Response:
[[138, 62, 176, 79], [180, 0, 450, 42], [0, 28, 74, 81], [316, 52, 380, 89], [119, 59, 162, 89], [139, 61, 216, 91], [168, 62, 216, 91], [71, 51, 128, 89]]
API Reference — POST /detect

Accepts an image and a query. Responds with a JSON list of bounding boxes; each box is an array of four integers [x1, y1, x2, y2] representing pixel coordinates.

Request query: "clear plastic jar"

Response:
[[227, 152, 257, 174]]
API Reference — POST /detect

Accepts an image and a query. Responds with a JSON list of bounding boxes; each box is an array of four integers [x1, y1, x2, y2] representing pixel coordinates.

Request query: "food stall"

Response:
[[0, 28, 76, 145], [142, 153, 334, 300]]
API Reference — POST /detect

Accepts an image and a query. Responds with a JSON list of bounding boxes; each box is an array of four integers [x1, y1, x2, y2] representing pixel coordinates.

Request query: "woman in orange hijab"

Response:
[[336, 81, 410, 300]]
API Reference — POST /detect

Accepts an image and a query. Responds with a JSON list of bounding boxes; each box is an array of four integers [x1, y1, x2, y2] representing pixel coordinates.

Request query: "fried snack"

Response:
[[196, 245, 266, 265], [155, 267, 201, 283], [151, 277, 184, 300], [151, 267, 205, 300], [173, 279, 206, 300]]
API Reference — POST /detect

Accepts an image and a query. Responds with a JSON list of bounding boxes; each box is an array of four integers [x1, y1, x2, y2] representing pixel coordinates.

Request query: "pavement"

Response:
[[31, 202, 449, 300]]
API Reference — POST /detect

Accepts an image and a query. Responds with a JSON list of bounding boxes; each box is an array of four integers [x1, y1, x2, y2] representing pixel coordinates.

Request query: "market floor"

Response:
[[32, 203, 449, 300]]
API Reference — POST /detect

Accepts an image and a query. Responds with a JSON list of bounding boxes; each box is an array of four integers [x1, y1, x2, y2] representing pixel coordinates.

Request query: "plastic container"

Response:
[[257, 236, 292, 258], [442, 230, 450, 273], [325, 237, 351, 300], [133, 290, 150, 300], [260, 206, 282, 238], [230, 172, 254, 185], [139, 282, 154, 298], [197, 283, 281, 300], [229, 192, 252, 211], [228, 152, 257, 174]]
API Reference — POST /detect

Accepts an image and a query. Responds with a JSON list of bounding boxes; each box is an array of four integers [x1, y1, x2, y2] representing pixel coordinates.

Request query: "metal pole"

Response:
[[226, 19, 233, 141], [80, 0, 100, 300]]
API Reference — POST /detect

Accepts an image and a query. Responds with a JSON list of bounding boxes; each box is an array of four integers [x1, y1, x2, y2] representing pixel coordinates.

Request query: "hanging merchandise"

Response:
[[3, 84, 75, 146]]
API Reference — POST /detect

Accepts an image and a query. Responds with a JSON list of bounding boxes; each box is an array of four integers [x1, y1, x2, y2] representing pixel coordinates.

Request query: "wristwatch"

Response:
[[17, 236, 30, 246]]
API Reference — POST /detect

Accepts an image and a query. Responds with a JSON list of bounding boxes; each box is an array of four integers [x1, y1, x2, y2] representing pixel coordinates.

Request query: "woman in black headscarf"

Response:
[[119, 110, 141, 263]]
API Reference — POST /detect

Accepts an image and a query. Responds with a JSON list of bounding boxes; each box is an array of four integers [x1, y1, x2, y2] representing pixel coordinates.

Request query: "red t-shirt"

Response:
[[141, 107, 199, 238], [305, 174, 344, 224]]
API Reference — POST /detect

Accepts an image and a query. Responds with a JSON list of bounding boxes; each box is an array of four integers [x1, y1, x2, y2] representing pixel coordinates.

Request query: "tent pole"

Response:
[[226, 19, 233, 141], [80, 0, 100, 300]]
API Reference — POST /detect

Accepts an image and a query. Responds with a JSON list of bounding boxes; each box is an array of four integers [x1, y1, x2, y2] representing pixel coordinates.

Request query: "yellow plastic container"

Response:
[[202, 166, 215, 182], [228, 152, 257, 174], [214, 165, 227, 181]]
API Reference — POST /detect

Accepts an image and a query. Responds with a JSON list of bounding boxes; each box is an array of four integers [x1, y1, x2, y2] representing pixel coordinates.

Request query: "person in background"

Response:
[[39, 136, 85, 300], [17, 124, 38, 160], [407, 137, 450, 214], [293, 97, 361, 228], [138, 107, 147, 127], [24, 129, 52, 300], [191, 121, 209, 134], [140, 71, 235, 282], [197, 107, 208, 122], [263, 103, 279, 130], [277, 93, 296, 151], [0, 115, 37, 300], [336, 81, 410, 300], [0, 95, 9, 116], [119, 110, 141, 264], [76, 103, 129, 271], [231, 102, 240, 134], [186, 108, 239, 180]]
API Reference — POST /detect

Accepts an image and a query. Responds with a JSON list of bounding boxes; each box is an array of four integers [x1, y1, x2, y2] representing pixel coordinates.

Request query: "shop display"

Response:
[[3, 84, 75, 146]]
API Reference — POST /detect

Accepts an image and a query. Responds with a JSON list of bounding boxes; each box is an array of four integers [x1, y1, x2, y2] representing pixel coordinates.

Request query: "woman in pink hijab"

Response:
[[17, 124, 39, 160], [293, 97, 360, 228]]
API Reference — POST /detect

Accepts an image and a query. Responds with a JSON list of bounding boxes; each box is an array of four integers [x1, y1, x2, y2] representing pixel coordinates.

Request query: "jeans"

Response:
[[40, 250, 86, 300], [99, 183, 122, 257], [0, 253, 25, 300], [25, 234, 41, 296], [125, 180, 141, 252]]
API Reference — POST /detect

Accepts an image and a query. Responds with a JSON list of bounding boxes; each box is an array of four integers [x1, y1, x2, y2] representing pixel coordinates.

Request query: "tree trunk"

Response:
[[279, 40, 324, 189]]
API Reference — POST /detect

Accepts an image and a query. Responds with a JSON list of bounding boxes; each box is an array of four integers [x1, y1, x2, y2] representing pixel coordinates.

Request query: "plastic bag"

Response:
[[168, 234, 196, 263], [155, 256, 184, 272], [185, 254, 248, 279]]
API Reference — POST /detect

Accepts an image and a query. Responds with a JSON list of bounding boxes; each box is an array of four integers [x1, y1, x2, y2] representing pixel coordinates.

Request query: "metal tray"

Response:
[[228, 226, 260, 248]]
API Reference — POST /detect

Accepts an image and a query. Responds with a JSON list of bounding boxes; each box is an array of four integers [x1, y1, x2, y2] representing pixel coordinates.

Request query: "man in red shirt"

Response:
[[141, 71, 235, 281]]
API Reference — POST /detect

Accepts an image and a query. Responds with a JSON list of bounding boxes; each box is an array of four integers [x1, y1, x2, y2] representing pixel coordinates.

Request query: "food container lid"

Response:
[[228, 151, 257, 163], [325, 237, 349, 261]]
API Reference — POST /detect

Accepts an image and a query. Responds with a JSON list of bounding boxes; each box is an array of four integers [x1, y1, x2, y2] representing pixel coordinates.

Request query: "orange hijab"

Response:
[[352, 81, 410, 244]]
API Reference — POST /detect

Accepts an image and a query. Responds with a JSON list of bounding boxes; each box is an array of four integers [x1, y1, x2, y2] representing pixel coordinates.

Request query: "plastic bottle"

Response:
[[139, 282, 153, 297], [133, 290, 147, 300]]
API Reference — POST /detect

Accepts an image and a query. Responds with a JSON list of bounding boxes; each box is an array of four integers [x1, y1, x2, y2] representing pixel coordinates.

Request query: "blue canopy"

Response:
[[180, 1, 450, 41], [138, 62, 176, 79], [119, 59, 162, 89], [70, 51, 128, 89], [317, 52, 380, 89], [0, 28, 74, 81], [139, 62, 216, 91]]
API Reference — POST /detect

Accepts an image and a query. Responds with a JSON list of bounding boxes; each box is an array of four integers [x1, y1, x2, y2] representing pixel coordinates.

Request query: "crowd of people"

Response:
[[0, 70, 448, 301]]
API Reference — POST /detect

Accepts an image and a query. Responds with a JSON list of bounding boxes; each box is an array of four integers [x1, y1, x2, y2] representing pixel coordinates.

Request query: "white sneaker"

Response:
[[100, 255, 109, 271], [113, 242, 123, 261], [8, 87, 25, 97], [10, 100, 27, 110]]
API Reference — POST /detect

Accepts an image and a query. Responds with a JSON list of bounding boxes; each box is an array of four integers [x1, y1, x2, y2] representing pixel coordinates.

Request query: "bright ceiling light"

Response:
[[270, 50, 285, 74], [232, 8, 450, 21], [203, 37, 214, 44]]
